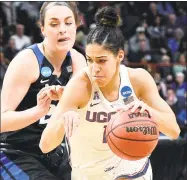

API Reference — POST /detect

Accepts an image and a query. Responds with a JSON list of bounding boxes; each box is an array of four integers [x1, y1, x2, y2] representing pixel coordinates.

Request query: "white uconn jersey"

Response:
[[69, 65, 151, 180]]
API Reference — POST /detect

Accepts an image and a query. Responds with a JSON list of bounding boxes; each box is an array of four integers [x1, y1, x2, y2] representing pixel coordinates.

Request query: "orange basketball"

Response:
[[106, 108, 159, 160]]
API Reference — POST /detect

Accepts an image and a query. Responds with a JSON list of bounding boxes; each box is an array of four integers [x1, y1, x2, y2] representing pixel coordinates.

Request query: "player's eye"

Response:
[[87, 59, 93, 63], [66, 22, 73, 26], [51, 23, 58, 27], [99, 59, 106, 63]]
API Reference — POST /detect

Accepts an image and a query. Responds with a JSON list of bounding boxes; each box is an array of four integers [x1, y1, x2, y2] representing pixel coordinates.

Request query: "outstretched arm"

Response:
[[40, 71, 91, 153], [132, 68, 180, 139]]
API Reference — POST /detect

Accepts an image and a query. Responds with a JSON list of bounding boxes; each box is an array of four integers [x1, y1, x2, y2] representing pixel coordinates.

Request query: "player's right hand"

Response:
[[62, 111, 80, 138], [46, 85, 64, 101], [36, 85, 52, 116]]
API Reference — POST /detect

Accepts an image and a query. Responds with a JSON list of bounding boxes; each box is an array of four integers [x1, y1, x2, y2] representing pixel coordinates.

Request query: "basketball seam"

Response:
[[108, 132, 158, 142], [113, 119, 157, 127], [108, 134, 145, 158]]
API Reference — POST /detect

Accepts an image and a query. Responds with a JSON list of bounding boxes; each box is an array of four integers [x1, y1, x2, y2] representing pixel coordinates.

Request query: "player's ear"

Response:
[[117, 50, 124, 63], [40, 26, 45, 37]]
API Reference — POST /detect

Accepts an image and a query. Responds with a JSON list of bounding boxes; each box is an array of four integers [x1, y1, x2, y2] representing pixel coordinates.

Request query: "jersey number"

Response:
[[103, 125, 107, 143]]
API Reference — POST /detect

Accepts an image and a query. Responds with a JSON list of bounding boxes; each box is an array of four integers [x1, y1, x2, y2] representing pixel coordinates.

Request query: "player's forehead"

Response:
[[45, 5, 74, 21], [86, 44, 113, 58]]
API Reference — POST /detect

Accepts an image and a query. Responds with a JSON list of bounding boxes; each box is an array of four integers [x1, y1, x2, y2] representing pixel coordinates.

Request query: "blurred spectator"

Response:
[[157, 2, 175, 16], [146, 2, 161, 26], [166, 88, 181, 115], [147, 15, 167, 50], [148, 15, 165, 38], [0, 2, 17, 26], [78, 2, 98, 31], [0, 5, 7, 27], [11, 24, 31, 51], [177, 109, 187, 126], [172, 72, 187, 104], [74, 26, 87, 57], [17, 2, 40, 20], [177, 99, 187, 126], [15, 2, 42, 36], [75, 29, 86, 48], [176, 90, 187, 128], [158, 55, 173, 78], [0, 52, 9, 88], [167, 28, 184, 61], [0, 26, 3, 46], [153, 72, 167, 99], [129, 26, 150, 53], [122, 2, 141, 16], [128, 36, 152, 65], [178, 33, 187, 53], [1, 23, 16, 46], [165, 13, 181, 37], [173, 53, 187, 75], [3, 38, 18, 63], [165, 74, 174, 89], [120, 2, 141, 38]]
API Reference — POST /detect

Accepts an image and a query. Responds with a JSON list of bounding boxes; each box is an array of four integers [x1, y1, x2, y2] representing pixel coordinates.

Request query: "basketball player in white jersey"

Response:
[[40, 7, 180, 180]]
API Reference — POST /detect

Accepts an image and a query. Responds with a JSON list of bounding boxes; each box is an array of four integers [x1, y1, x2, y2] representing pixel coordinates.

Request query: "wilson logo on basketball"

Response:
[[125, 126, 157, 135]]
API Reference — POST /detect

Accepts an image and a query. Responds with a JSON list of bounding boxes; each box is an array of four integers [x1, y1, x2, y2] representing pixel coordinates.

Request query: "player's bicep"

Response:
[[139, 71, 172, 113], [57, 83, 81, 112], [1, 51, 38, 113]]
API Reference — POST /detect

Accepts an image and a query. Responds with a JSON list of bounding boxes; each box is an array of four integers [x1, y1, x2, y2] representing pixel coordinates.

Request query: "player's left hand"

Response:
[[116, 99, 153, 116], [62, 111, 80, 139], [46, 85, 64, 101]]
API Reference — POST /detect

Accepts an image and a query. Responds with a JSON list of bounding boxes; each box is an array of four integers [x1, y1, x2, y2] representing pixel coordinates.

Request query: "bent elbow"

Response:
[[171, 125, 181, 139], [39, 140, 51, 154], [39, 137, 61, 154]]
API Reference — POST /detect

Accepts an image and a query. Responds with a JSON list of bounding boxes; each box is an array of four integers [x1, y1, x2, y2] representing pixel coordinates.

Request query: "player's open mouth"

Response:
[[94, 76, 104, 78], [58, 38, 70, 42]]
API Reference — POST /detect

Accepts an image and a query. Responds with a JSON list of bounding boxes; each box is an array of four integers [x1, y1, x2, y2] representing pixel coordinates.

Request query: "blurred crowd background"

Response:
[[0, 1, 186, 138]]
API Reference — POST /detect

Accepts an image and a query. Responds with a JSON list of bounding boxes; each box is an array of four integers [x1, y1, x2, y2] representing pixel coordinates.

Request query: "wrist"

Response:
[[32, 106, 47, 120]]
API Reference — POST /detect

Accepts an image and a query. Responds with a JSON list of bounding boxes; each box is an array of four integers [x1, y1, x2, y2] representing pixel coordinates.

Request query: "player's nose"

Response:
[[59, 23, 67, 34], [92, 63, 101, 73]]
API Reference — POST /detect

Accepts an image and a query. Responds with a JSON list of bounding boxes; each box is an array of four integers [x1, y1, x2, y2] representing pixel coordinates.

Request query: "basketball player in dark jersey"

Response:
[[1, 2, 87, 180]]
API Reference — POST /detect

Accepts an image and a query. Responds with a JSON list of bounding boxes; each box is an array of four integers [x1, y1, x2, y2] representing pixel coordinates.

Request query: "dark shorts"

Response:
[[0, 146, 71, 180]]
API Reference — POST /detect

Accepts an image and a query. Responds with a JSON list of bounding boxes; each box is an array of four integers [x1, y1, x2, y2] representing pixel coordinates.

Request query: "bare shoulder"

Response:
[[127, 67, 151, 82], [70, 49, 87, 74], [8, 48, 39, 82], [64, 67, 92, 107], [127, 67, 155, 96], [11, 48, 37, 66]]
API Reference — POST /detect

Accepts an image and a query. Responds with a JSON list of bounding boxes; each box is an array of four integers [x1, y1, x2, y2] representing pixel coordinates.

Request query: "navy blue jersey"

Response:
[[0, 44, 73, 154]]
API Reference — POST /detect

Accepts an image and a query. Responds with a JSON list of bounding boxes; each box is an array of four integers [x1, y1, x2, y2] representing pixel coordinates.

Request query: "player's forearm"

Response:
[[1, 106, 43, 133], [40, 120, 65, 153], [151, 108, 180, 139]]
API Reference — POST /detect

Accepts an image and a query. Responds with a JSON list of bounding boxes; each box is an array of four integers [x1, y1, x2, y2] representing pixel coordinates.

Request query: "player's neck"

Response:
[[42, 42, 67, 71], [100, 71, 120, 96]]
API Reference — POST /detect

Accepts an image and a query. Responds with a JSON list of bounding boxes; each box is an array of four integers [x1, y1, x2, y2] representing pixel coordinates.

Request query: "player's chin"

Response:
[[56, 42, 73, 51], [96, 80, 108, 87]]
